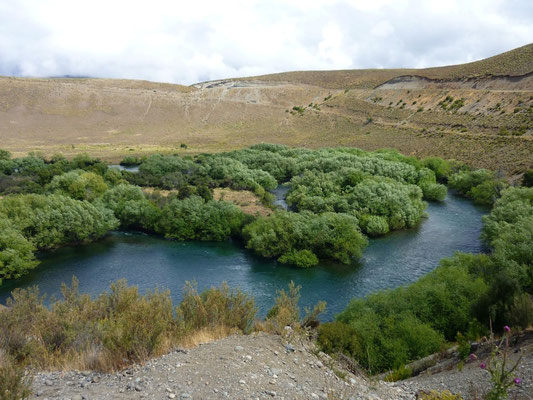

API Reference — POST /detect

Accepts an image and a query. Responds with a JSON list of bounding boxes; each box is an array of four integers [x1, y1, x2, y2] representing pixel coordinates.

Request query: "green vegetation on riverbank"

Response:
[[0, 143, 530, 386], [0, 144, 457, 279], [318, 184, 533, 374]]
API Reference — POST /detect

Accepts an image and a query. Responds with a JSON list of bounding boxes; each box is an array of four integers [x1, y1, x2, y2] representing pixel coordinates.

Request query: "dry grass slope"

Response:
[[241, 43, 533, 89], [0, 44, 531, 175]]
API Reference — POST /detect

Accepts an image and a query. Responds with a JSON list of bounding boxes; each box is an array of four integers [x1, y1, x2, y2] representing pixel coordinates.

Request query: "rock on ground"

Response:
[[30, 332, 409, 400]]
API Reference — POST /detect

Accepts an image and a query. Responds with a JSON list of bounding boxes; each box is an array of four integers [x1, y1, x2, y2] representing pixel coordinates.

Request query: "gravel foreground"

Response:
[[30, 332, 410, 400], [29, 332, 533, 400]]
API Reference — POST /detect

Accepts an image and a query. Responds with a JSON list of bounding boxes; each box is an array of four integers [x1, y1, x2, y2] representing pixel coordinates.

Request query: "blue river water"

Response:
[[0, 193, 486, 319]]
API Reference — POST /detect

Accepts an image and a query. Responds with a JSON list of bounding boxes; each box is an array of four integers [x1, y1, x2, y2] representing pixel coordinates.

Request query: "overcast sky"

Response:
[[0, 0, 531, 85]]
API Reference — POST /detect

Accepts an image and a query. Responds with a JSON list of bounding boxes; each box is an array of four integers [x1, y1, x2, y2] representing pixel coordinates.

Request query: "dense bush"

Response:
[[46, 170, 108, 201], [243, 211, 367, 267], [325, 181, 533, 374], [0, 220, 38, 284], [287, 173, 427, 235], [523, 170, 533, 187], [101, 184, 160, 230], [422, 157, 452, 182], [156, 196, 247, 241], [0, 194, 118, 250], [449, 169, 507, 206], [482, 187, 533, 246]]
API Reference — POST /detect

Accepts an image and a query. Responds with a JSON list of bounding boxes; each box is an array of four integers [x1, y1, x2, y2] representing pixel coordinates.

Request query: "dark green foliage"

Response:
[[0, 160, 16, 175], [482, 187, 533, 247], [102, 184, 160, 230], [156, 196, 247, 241], [278, 249, 319, 268], [0, 149, 11, 161], [522, 170, 533, 187], [332, 253, 490, 372], [46, 170, 108, 201], [330, 181, 533, 374], [0, 220, 38, 284], [419, 182, 447, 201], [243, 211, 367, 267], [449, 169, 507, 205], [0, 174, 42, 195], [287, 172, 427, 235], [120, 156, 141, 166], [0, 194, 118, 250], [360, 215, 389, 236], [317, 321, 362, 358]]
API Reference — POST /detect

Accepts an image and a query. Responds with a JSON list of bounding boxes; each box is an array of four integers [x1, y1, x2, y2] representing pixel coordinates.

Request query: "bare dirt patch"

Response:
[[213, 188, 272, 217]]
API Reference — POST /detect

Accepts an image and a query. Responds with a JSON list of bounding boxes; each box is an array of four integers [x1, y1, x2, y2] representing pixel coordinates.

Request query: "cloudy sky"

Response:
[[0, 0, 531, 84]]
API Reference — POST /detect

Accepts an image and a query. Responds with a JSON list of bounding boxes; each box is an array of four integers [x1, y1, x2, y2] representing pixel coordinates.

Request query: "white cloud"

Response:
[[0, 0, 531, 84]]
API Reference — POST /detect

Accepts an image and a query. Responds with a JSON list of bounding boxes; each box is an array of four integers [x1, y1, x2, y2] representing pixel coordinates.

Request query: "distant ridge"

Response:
[[235, 43, 533, 89], [0, 44, 531, 176]]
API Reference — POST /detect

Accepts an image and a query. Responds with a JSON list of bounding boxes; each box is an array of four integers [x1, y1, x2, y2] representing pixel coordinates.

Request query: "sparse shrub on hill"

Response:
[[177, 282, 257, 334], [0, 278, 257, 372], [0, 353, 32, 400]]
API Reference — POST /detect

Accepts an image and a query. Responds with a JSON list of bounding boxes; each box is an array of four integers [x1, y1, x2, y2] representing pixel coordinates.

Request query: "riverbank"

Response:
[[0, 193, 486, 319]]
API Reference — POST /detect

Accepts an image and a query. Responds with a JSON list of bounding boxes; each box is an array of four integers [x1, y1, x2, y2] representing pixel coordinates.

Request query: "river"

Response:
[[0, 193, 486, 319]]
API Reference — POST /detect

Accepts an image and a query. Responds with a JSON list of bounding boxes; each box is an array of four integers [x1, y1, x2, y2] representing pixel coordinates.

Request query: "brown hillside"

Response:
[[238, 43, 533, 89], [0, 45, 531, 174]]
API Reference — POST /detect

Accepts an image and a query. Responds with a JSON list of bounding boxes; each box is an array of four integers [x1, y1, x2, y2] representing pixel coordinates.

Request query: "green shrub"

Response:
[[156, 196, 247, 241], [46, 170, 108, 201], [0, 149, 11, 161], [522, 170, 533, 187], [360, 215, 389, 236], [317, 321, 362, 358], [243, 211, 367, 266], [384, 364, 412, 382], [102, 184, 160, 230], [0, 194, 118, 250], [0, 220, 38, 283], [420, 182, 447, 201], [278, 249, 319, 268]]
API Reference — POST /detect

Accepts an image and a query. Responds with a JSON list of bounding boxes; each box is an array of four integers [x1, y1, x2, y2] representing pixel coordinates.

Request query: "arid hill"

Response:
[[0, 44, 531, 174]]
